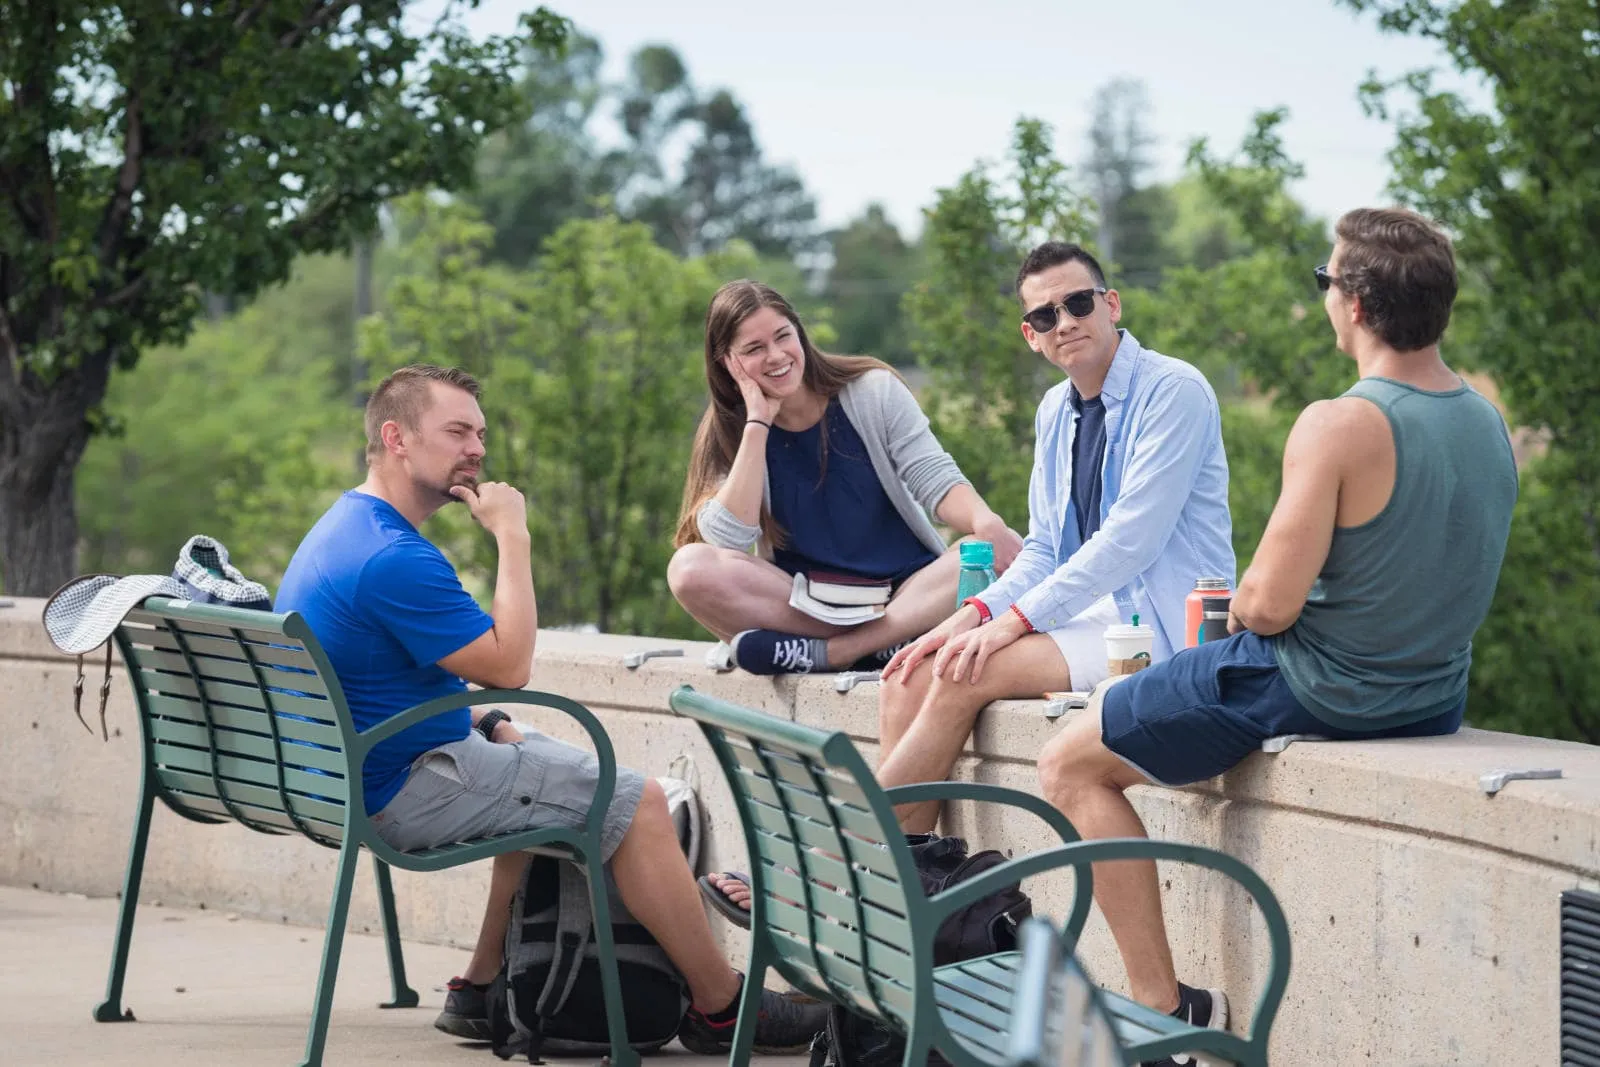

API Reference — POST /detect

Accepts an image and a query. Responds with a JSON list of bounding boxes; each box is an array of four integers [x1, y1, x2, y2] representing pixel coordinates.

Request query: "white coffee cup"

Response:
[[1104, 622, 1155, 676]]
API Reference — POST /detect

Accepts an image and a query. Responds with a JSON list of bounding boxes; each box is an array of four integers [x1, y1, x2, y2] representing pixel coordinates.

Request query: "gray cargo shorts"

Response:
[[370, 729, 646, 860]]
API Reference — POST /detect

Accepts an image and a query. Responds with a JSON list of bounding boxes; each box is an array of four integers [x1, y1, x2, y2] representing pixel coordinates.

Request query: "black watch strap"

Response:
[[477, 709, 510, 741]]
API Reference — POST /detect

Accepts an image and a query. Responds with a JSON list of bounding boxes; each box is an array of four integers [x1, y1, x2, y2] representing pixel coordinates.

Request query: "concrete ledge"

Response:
[[3, 597, 1596, 1065]]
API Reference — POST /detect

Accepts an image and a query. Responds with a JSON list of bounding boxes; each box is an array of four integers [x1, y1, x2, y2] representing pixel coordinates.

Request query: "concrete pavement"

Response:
[[0, 886, 809, 1067]]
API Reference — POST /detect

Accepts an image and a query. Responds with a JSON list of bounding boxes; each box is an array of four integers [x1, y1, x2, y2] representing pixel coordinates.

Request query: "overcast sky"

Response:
[[421, 0, 1488, 237]]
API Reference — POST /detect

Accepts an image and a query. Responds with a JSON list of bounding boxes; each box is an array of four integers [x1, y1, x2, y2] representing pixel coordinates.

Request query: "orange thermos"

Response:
[[1185, 577, 1232, 647]]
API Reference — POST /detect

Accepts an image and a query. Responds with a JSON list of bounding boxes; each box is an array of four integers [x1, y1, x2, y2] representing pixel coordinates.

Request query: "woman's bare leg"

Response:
[[824, 544, 963, 665], [668, 541, 964, 667], [667, 543, 845, 641]]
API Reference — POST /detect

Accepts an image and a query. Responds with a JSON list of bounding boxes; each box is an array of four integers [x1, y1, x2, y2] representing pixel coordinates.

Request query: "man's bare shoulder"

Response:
[[1290, 396, 1392, 459]]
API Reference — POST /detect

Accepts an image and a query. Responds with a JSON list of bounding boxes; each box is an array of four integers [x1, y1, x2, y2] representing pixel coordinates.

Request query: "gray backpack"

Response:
[[486, 770, 702, 1061]]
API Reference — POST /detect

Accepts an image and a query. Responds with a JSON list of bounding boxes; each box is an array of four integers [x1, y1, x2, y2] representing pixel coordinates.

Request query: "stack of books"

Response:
[[788, 571, 892, 627]]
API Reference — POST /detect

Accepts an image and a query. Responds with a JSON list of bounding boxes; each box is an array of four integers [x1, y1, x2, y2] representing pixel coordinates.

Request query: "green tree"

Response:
[[906, 118, 1095, 527], [363, 197, 742, 636], [466, 31, 607, 268], [822, 204, 919, 364], [1344, 0, 1600, 741], [77, 254, 357, 584], [0, 2, 568, 595], [1138, 111, 1341, 410], [1083, 78, 1173, 288]]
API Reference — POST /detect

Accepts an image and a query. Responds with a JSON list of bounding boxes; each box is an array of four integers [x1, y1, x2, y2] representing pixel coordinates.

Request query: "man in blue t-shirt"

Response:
[[276, 364, 822, 1053]]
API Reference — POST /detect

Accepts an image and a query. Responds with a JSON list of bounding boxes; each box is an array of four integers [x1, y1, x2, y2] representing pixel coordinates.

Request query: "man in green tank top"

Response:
[[1033, 207, 1518, 1065]]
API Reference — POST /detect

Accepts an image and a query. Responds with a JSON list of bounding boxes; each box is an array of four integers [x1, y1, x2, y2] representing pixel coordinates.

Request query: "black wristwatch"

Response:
[[477, 709, 511, 742]]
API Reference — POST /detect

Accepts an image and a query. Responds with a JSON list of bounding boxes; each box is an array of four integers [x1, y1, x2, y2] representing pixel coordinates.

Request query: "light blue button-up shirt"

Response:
[[977, 330, 1235, 661]]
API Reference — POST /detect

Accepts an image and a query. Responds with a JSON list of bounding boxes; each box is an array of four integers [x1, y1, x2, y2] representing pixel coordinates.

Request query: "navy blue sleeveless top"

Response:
[[767, 400, 937, 581]]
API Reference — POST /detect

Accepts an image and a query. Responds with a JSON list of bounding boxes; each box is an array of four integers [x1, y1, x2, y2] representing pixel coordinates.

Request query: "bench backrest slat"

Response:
[[147, 716, 348, 776], [668, 686, 932, 1027], [127, 644, 333, 699], [115, 599, 356, 848]]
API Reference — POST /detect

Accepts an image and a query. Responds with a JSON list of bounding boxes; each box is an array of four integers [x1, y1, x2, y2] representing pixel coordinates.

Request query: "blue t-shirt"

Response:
[[276, 491, 494, 815], [768, 399, 937, 581]]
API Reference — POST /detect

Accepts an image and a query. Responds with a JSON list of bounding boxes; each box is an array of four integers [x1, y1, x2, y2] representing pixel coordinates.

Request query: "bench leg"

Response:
[[585, 861, 641, 1067], [94, 778, 156, 1023], [372, 859, 419, 1009], [726, 954, 769, 1067], [298, 839, 361, 1067]]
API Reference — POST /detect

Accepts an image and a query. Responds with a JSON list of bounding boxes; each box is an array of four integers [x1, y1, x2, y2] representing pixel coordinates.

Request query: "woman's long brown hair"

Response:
[[673, 280, 893, 549]]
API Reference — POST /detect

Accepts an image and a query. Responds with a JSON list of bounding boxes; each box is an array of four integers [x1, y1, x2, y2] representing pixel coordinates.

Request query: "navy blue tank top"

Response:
[[767, 400, 937, 581]]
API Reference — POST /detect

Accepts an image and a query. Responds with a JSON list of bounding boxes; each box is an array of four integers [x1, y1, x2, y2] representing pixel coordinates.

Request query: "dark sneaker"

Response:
[[679, 982, 828, 1055], [851, 640, 907, 671], [730, 630, 827, 675], [434, 976, 492, 1041], [1142, 983, 1230, 1066]]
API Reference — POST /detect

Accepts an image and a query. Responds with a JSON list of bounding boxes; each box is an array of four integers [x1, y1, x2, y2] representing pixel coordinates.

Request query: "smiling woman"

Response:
[[666, 280, 1023, 677]]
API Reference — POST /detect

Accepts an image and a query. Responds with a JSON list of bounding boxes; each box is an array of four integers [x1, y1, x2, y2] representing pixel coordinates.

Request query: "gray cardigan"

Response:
[[696, 369, 969, 558]]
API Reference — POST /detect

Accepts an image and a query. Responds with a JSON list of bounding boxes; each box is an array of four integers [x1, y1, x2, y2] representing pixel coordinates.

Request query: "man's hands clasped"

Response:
[[881, 602, 1031, 686]]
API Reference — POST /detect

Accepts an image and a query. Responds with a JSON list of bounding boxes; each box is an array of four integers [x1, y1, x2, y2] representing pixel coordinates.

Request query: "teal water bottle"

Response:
[[956, 541, 998, 607]]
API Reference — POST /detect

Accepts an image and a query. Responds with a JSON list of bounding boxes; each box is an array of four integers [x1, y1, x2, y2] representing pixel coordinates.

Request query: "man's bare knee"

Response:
[[1039, 715, 1137, 808], [879, 669, 930, 730]]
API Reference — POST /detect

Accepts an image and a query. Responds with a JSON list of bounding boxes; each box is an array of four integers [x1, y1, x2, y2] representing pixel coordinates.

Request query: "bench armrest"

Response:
[[885, 781, 1093, 945], [352, 688, 618, 781], [926, 838, 1291, 1046], [882, 782, 1080, 845]]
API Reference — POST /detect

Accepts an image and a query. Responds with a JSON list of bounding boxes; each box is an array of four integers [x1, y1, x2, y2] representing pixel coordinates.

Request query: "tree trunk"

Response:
[[0, 454, 80, 596], [0, 350, 114, 596]]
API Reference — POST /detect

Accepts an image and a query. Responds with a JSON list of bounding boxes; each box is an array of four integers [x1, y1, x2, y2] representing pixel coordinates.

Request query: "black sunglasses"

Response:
[[1022, 286, 1107, 334], [1314, 265, 1343, 292]]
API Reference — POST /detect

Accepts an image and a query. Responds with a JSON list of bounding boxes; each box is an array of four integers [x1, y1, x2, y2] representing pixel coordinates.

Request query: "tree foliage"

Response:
[[469, 37, 818, 267], [906, 118, 1096, 528], [362, 197, 745, 637], [1083, 79, 1172, 288], [822, 204, 919, 365], [77, 254, 357, 583], [1344, 0, 1600, 741], [0, 0, 566, 594]]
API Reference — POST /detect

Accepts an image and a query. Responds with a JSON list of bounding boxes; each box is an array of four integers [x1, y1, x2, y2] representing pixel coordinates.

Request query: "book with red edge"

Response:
[[804, 570, 893, 607], [788, 573, 885, 626]]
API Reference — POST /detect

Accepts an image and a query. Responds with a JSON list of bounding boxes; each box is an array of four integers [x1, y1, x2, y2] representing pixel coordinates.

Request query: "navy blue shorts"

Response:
[[1100, 631, 1465, 786]]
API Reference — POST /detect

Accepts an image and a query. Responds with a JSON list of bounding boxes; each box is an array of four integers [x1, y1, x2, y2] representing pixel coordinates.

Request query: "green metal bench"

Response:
[[668, 684, 1291, 1067], [97, 596, 642, 1067], [1004, 918, 1120, 1067]]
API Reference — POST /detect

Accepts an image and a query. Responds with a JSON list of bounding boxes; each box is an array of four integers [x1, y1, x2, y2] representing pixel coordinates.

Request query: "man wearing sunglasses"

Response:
[[878, 240, 1234, 828], [1032, 208, 1517, 1065]]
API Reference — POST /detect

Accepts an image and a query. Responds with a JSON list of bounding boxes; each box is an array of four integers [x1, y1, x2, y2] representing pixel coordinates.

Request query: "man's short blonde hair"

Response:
[[364, 364, 482, 461]]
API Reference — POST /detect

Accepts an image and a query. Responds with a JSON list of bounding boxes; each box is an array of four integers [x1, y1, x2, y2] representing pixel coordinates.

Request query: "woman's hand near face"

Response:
[[725, 355, 783, 425]]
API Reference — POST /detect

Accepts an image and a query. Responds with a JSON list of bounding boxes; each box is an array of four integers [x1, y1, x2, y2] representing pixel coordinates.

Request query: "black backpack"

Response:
[[487, 855, 690, 1061], [808, 833, 1033, 1067]]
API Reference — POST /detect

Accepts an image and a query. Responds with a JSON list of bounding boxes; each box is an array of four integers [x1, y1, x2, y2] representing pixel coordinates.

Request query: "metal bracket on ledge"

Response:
[[1261, 733, 1332, 754], [0, 599, 14, 608], [834, 671, 882, 693], [1043, 693, 1089, 720], [622, 647, 684, 669], [1479, 767, 1562, 796]]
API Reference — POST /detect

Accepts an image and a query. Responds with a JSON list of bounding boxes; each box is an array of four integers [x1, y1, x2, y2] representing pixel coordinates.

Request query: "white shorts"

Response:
[[1044, 595, 1122, 692]]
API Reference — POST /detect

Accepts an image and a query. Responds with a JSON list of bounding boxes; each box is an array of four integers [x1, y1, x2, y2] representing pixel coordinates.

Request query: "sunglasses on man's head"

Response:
[[1314, 265, 1342, 292], [1022, 286, 1107, 334]]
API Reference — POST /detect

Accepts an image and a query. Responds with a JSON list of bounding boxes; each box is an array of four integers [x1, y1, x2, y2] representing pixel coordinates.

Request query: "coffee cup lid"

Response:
[[1104, 623, 1153, 639]]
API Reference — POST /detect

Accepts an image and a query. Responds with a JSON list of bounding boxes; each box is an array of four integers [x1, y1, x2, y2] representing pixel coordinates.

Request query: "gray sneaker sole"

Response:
[[434, 1009, 493, 1042]]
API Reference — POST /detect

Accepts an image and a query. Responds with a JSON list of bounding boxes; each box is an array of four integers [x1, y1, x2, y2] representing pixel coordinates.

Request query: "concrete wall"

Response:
[[3, 596, 1596, 1066]]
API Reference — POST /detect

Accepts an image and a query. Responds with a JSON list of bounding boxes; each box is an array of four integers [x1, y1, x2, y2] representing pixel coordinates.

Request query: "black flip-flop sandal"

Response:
[[697, 871, 754, 929]]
